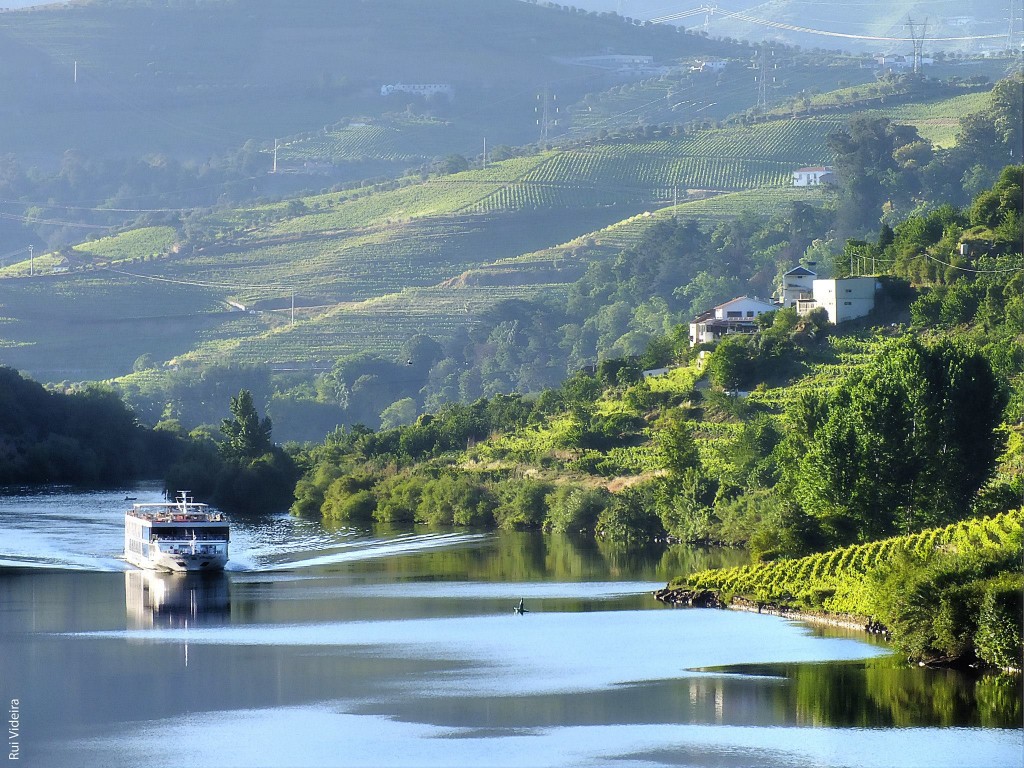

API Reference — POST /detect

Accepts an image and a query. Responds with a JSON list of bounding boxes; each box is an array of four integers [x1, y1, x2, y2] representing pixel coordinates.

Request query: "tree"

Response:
[[791, 339, 1007, 543], [706, 336, 752, 391], [656, 411, 700, 477], [220, 389, 273, 461], [379, 397, 417, 430]]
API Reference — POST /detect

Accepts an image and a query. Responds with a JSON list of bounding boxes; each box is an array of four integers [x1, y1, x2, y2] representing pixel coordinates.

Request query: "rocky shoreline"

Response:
[[653, 587, 891, 638]]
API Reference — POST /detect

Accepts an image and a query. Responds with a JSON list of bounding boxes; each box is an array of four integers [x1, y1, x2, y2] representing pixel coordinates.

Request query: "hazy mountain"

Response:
[[562, 0, 1016, 54]]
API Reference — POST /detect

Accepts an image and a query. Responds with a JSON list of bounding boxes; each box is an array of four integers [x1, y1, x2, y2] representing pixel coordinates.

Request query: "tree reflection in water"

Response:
[[704, 657, 1021, 729]]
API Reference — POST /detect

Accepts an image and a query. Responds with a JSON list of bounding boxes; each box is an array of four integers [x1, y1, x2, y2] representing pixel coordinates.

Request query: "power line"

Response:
[[0, 199, 196, 214], [0, 211, 115, 230], [650, 4, 1009, 42], [921, 252, 1024, 274], [105, 266, 295, 292]]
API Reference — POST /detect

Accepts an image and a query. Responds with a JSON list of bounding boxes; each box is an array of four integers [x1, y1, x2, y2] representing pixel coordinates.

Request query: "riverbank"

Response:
[[653, 587, 889, 636]]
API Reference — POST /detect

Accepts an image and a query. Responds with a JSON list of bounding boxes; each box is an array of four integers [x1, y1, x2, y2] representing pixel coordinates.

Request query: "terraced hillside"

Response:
[[275, 118, 480, 173], [0, 110, 850, 379], [0, 76, 1001, 381]]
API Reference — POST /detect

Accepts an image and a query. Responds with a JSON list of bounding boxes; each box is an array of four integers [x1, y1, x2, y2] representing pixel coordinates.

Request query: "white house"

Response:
[[689, 296, 778, 346], [779, 265, 816, 308], [797, 277, 879, 324], [698, 60, 728, 73], [792, 166, 835, 187]]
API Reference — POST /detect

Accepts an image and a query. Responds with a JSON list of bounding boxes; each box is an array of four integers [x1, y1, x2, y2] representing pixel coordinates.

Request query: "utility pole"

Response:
[[73, 61, 77, 85], [755, 45, 768, 114], [28, 245, 33, 276], [272, 139, 278, 174], [536, 87, 558, 144], [1009, 0, 1020, 51], [290, 292, 294, 325], [905, 16, 928, 74], [482, 137, 487, 168]]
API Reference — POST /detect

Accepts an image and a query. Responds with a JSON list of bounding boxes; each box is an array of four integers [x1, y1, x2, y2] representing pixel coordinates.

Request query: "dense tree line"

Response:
[[0, 366, 297, 512], [0, 367, 178, 484]]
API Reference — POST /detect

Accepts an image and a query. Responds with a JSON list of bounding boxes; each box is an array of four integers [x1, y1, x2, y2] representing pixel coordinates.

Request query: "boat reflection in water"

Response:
[[125, 570, 230, 629]]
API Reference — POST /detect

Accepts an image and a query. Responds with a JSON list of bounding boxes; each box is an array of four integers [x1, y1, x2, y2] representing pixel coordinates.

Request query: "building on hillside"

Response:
[[689, 296, 778, 346], [778, 265, 816, 308], [697, 60, 728, 73], [642, 366, 673, 379], [875, 54, 912, 69], [380, 83, 454, 99], [797, 276, 879, 324], [792, 166, 835, 187]]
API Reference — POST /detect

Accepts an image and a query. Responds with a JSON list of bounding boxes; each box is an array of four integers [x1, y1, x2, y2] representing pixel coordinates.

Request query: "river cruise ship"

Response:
[[124, 493, 230, 572]]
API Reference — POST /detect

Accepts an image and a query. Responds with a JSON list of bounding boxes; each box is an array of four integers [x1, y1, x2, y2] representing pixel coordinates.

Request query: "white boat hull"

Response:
[[125, 549, 228, 572]]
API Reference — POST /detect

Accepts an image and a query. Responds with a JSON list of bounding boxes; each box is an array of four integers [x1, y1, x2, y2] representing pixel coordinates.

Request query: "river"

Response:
[[0, 487, 1020, 768]]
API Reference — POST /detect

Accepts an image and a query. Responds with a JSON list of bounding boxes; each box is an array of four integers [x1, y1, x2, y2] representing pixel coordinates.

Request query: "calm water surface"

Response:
[[0, 487, 1020, 768]]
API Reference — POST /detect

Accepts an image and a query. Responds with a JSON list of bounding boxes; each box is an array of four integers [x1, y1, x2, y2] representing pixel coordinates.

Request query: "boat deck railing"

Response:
[[127, 505, 226, 524]]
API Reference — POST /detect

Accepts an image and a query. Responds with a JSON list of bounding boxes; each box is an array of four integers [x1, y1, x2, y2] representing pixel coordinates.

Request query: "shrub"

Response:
[[544, 485, 609, 534], [596, 484, 665, 541], [975, 574, 1024, 669]]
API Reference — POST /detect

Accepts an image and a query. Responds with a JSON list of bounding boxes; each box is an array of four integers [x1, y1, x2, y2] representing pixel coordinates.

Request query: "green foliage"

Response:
[[494, 477, 554, 530], [706, 336, 753, 391], [787, 337, 1007, 543], [0, 367, 177, 485], [975, 574, 1024, 669], [595, 484, 664, 542], [678, 509, 1024, 667], [220, 389, 273, 461], [168, 389, 298, 513], [543, 485, 609, 534]]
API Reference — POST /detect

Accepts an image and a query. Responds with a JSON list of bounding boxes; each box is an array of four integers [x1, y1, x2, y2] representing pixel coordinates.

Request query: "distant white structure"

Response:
[[792, 166, 835, 187], [689, 296, 778, 346], [779, 265, 816, 308], [797, 277, 879, 324], [876, 54, 912, 69], [642, 366, 673, 379], [698, 60, 728, 73], [380, 83, 454, 99]]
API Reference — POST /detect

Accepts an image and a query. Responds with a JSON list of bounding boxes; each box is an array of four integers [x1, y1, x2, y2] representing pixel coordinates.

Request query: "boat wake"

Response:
[[0, 488, 488, 574], [238, 531, 488, 572]]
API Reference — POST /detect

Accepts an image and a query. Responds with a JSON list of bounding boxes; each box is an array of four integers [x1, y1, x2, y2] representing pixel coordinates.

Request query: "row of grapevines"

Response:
[[681, 509, 1024, 604]]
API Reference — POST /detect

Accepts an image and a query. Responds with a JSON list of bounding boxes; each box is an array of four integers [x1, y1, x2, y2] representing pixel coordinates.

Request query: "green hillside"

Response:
[[0, 77, 1014, 386], [0, 115, 845, 379]]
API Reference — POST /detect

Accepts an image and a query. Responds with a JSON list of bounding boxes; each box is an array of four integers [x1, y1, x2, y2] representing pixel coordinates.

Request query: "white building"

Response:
[[699, 60, 728, 73], [779, 265, 816, 308], [689, 296, 778, 346], [797, 277, 878, 324], [792, 166, 835, 187]]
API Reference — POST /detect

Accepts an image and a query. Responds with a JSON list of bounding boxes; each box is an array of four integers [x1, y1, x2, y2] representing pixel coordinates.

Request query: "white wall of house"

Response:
[[780, 268, 816, 307], [713, 296, 777, 321], [810, 277, 878, 324], [792, 168, 834, 187]]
